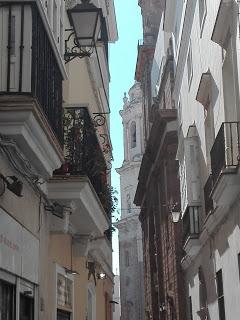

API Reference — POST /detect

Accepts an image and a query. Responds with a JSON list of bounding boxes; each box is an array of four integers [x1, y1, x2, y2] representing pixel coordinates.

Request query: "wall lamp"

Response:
[[97, 272, 106, 280], [168, 202, 181, 223], [0, 173, 23, 197], [64, 0, 104, 63], [171, 209, 181, 223]]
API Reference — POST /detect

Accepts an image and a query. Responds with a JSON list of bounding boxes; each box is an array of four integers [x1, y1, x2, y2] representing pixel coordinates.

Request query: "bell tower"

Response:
[[121, 82, 144, 164], [116, 82, 145, 320]]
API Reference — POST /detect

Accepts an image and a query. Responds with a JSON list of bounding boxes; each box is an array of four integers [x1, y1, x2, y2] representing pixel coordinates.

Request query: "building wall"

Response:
[[134, 1, 187, 316], [169, 0, 240, 319]]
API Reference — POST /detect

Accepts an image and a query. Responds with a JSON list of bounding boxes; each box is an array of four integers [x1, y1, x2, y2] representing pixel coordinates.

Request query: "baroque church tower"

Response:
[[116, 82, 145, 320]]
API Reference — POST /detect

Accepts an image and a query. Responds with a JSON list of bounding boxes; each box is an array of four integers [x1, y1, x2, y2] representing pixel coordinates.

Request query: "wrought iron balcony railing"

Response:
[[211, 122, 240, 184], [204, 174, 214, 216], [0, 3, 63, 145], [32, 6, 63, 144], [183, 206, 201, 244], [54, 107, 112, 219]]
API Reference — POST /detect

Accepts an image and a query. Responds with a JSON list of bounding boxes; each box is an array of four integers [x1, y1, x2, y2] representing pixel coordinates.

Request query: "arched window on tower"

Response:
[[130, 121, 136, 148]]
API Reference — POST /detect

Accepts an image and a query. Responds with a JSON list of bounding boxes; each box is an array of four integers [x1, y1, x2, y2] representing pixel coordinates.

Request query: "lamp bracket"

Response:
[[64, 30, 94, 63], [92, 112, 109, 127]]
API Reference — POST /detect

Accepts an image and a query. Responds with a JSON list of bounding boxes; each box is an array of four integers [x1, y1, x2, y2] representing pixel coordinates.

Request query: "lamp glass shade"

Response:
[[98, 272, 106, 280], [68, 4, 102, 47], [171, 211, 181, 223]]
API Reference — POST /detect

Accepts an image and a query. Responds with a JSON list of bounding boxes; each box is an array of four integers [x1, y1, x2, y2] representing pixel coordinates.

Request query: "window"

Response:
[[198, 267, 208, 317], [189, 296, 193, 320], [10, 15, 15, 56], [57, 310, 71, 320], [87, 284, 96, 320], [125, 251, 130, 267], [59, 0, 64, 53], [53, 0, 58, 38], [216, 269, 226, 320], [199, 0, 207, 33], [204, 99, 215, 173], [222, 39, 237, 122], [0, 279, 16, 320], [20, 294, 34, 320], [57, 274, 73, 310], [88, 289, 93, 320], [178, 100, 182, 125], [238, 253, 240, 280], [187, 43, 193, 88], [127, 194, 131, 214], [130, 122, 136, 148]]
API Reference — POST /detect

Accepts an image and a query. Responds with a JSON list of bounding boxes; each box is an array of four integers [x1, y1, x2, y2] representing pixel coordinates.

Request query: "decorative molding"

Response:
[[48, 176, 110, 235], [0, 96, 64, 178]]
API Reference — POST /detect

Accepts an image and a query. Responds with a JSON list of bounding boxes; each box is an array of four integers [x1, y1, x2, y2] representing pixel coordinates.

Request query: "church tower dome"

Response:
[[120, 82, 144, 163]]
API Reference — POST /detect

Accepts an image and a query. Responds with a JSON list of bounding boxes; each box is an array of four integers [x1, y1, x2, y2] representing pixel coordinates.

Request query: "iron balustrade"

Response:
[[183, 206, 200, 244], [204, 174, 214, 216], [211, 122, 240, 183], [1, 3, 63, 145], [54, 107, 112, 219], [32, 5, 63, 144]]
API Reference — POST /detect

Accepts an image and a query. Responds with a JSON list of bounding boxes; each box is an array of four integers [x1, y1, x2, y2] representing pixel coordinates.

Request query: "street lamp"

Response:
[[171, 209, 181, 223], [65, 0, 104, 62], [168, 202, 181, 223]]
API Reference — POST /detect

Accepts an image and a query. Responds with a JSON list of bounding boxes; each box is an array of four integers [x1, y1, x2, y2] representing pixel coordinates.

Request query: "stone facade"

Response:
[[116, 83, 145, 320]]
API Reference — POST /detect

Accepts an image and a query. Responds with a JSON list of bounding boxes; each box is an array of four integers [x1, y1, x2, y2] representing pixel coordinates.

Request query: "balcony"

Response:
[[183, 206, 201, 258], [49, 107, 111, 237], [0, 3, 64, 178], [210, 122, 240, 206]]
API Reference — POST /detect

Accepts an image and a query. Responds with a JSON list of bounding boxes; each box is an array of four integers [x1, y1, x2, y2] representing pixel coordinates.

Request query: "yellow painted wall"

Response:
[[48, 234, 113, 320], [63, 59, 98, 115]]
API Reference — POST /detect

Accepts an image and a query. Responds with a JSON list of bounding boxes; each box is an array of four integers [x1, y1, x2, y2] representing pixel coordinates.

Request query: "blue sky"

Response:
[[109, 0, 142, 274]]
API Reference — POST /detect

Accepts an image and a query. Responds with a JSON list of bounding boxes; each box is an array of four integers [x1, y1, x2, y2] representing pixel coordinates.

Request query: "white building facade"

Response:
[[163, 0, 240, 319], [116, 83, 145, 320]]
